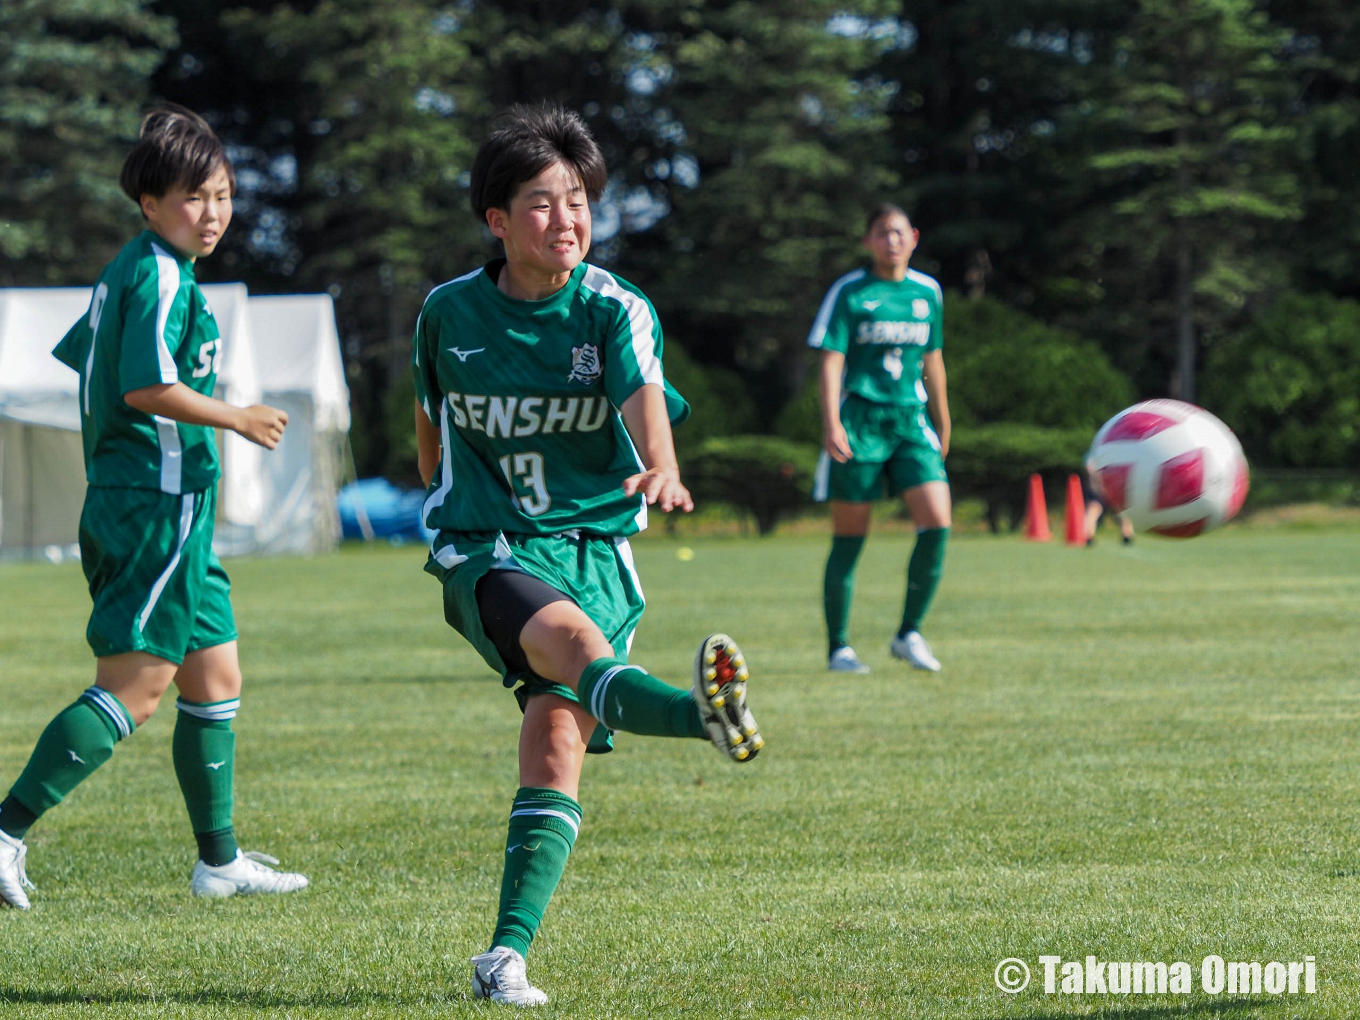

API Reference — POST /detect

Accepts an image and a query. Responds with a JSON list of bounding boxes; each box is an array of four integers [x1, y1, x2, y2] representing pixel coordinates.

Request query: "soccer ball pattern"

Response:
[[1086, 399, 1249, 538]]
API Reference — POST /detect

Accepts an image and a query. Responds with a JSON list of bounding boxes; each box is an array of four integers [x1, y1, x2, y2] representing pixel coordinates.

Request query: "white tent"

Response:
[[225, 294, 350, 555], [0, 285, 348, 560]]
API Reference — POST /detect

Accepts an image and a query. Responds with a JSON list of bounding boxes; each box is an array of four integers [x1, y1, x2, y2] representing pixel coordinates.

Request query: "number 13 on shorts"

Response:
[[499, 452, 551, 515]]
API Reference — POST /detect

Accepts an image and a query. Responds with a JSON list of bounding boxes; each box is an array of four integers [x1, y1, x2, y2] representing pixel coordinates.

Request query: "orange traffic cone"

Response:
[[1024, 474, 1051, 541], [1064, 473, 1086, 546]]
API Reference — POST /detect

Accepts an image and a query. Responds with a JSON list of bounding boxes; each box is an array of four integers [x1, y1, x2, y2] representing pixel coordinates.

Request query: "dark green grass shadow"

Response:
[[0, 986, 464, 1010], [984, 1003, 1302, 1020]]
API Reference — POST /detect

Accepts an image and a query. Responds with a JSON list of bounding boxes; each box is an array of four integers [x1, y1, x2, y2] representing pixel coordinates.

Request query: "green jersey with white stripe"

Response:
[[806, 268, 944, 407], [52, 230, 223, 493], [412, 259, 689, 539]]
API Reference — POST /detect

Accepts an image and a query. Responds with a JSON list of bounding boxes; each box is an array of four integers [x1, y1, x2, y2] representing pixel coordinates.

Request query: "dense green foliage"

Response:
[[1203, 291, 1360, 469], [0, 0, 175, 286], [4, 0, 1359, 477], [947, 424, 1093, 530], [4, 533, 1360, 1016], [945, 296, 1134, 430], [683, 434, 819, 534]]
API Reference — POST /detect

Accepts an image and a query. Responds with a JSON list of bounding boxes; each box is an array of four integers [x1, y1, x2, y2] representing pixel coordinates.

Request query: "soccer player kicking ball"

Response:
[[412, 104, 764, 1006], [0, 106, 307, 910], [809, 204, 953, 675]]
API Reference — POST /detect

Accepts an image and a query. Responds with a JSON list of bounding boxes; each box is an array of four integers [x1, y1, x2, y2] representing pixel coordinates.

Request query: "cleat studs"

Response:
[[724, 643, 737, 655], [705, 650, 717, 665], [731, 683, 745, 699], [742, 724, 757, 737], [752, 735, 765, 750], [704, 666, 717, 682], [732, 656, 745, 668], [734, 747, 750, 761], [736, 668, 749, 681], [705, 683, 719, 697], [712, 695, 726, 709]]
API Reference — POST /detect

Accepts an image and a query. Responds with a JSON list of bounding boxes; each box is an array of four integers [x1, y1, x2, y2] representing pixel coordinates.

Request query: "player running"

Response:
[[412, 103, 763, 1006], [809, 203, 953, 674], [0, 106, 307, 910]]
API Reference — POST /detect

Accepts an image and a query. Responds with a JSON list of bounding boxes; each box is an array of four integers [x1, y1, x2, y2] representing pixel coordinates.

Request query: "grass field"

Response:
[[2, 528, 1359, 1019]]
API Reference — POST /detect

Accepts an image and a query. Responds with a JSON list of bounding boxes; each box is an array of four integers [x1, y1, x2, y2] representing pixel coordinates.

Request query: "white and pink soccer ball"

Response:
[[1086, 399, 1249, 538]]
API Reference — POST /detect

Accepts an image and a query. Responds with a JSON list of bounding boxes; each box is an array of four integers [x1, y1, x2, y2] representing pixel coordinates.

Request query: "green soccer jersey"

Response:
[[806, 267, 944, 407], [52, 230, 223, 494], [412, 259, 689, 541]]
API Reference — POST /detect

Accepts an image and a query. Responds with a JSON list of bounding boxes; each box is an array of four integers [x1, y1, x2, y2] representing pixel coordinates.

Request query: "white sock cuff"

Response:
[[176, 697, 240, 722]]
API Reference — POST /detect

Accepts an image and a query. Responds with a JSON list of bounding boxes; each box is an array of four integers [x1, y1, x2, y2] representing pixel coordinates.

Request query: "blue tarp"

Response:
[[337, 478, 435, 543]]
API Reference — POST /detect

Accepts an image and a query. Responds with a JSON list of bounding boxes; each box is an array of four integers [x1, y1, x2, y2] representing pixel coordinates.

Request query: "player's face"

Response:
[[864, 212, 918, 278], [488, 162, 592, 283], [141, 165, 233, 261]]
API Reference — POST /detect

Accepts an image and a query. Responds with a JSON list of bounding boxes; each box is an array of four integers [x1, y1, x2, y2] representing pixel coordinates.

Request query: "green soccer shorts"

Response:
[[814, 394, 949, 503], [79, 485, 236, 664], [424, 529, 648, 753]]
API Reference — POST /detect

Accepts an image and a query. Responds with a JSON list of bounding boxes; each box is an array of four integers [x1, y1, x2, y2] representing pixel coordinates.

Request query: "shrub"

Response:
[[947, 424, 1092, 531], [1202, 291, 1360, 469], [685, 435, 819, 535]]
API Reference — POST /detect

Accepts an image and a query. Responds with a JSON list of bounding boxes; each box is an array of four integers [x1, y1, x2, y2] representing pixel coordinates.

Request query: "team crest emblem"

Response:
[[568, 343, 602, 385], [912, 299, 930, 320]]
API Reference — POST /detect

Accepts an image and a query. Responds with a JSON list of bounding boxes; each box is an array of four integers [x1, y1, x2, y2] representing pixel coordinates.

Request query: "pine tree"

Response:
[[0, 0, 175, 285], [1071, 0, 1302, 399]]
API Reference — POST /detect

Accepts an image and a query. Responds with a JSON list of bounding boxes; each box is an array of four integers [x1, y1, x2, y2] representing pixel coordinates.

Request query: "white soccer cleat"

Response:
[[828, 645, 871, 674], [471, 946, 549, 1006], [890, 630, 941, 672], [191, 850, 309, 898], [692, 633, 764, 762], [0, 828, 35, 910]]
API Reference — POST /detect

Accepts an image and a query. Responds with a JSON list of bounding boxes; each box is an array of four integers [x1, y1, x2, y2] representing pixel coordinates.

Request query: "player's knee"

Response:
[[127, 690, 167, 727], [523, 616, 612, 675]]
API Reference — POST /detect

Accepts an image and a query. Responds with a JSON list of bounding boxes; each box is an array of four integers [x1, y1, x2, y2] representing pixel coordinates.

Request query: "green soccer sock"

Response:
[[899, 526, 950, 637], [576, 658, 705, 738], [173, 697, 240, 866], [823, 535, 866, 653], [491, 788, 582, 958], [3, 686, 135, 838]]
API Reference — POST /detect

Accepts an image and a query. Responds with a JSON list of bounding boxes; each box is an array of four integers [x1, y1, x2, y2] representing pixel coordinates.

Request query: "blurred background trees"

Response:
[[3, 0, 1357, 496]]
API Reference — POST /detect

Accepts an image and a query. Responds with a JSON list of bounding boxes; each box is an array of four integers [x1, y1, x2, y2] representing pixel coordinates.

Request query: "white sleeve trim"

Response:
[[806, 269, 865, 348], [906, 268, 943, 305], [149, 243, 183, 383], [581, 265, 663, 387]]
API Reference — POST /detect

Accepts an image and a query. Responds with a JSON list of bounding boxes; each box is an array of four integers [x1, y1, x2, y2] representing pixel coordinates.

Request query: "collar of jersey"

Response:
[[142, 230, 198, 273], [476, 259, 587, 309]]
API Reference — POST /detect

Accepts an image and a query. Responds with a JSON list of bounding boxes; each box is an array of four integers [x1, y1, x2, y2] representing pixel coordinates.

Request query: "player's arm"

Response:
[[818, 350, 853, 463], [620, 384, 694, 513], [921, 349, 951, 458], [124, 383, 288, 450], [415, 400, 441, 488]]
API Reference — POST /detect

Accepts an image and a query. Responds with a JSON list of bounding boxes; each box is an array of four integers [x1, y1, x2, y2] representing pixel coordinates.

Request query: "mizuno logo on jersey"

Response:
[[446, 393, 612, 437], [857, 321, 932, 345]]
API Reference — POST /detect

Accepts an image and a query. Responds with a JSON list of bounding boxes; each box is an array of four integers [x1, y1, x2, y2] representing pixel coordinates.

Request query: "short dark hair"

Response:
[[119, 104, 235, 205], [865, 202, 911, 234], [470, 104, 607, 219]]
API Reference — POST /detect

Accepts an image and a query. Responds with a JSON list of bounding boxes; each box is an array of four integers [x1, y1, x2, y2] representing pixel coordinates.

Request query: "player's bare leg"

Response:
[[891, 482, 951, 671]]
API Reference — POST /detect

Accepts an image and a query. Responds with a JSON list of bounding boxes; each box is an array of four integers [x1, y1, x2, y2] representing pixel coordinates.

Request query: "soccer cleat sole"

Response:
[[693, 634, 764, 762]]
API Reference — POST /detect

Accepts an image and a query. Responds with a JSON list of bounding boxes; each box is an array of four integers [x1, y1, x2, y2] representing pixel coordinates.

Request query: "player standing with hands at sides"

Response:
[[0, 106, 308, 910], [809, 204, 953, 674], [413, 103, 764, 1006]]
